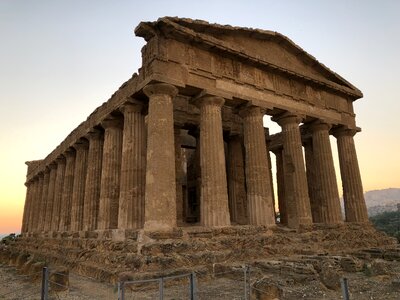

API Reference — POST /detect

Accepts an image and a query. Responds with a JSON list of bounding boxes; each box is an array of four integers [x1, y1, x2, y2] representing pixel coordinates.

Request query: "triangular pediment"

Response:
[[135, 17, 362, 99]]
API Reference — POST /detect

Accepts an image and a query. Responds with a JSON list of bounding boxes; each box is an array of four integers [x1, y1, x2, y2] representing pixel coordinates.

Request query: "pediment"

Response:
[[135, 17, 362, 99]]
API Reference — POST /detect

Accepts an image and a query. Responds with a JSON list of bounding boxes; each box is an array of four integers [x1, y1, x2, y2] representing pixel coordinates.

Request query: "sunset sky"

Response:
[[1, 1, 399, 234]]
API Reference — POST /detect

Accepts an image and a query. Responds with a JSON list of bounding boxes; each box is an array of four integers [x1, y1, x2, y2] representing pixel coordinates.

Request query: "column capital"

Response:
[[239, 105, 264, 118], [305, 120, 332, 132], [272, 111, 304, 126], [332, 126, 358, 138], [64, 148, 76, 158], [43, 166, 51, 174], [73, 139, 89, 151], [143, 83, 178, 98], [120, 100, 144, 114], [56, 155, 66, 164], [101, 117, 123, 129], [85, 129, 103, 140], [49, 162, 57, 170], [196, 94, 225, 108]]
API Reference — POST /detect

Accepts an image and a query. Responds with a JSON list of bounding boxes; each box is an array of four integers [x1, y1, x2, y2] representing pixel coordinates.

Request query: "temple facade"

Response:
[[21, 17, 369, 236]]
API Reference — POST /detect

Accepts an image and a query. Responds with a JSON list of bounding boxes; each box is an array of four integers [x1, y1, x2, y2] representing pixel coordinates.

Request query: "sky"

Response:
[[0, 1, 399, 234]]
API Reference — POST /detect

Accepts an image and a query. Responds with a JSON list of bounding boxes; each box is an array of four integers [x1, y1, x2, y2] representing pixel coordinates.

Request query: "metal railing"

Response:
[[0, 265, 353, 299]]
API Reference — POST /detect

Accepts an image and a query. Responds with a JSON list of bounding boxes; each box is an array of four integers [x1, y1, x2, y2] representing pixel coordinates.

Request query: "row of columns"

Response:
[[21, 82, 369, 234]]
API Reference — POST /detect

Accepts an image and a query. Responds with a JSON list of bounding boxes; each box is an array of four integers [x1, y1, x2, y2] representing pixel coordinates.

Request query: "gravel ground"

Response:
[[1, 261, 400, 299]]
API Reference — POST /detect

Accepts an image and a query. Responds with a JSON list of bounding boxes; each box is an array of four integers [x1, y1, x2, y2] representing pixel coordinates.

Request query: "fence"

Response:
[[0, 265, 352, 299]]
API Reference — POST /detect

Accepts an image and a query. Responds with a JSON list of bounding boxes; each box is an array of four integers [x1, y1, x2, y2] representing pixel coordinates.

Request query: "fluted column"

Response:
[[51, 156, 66, 231], [198, 95, 230, 227], [28, 178, 39, 232], [267, 150, 276, 216], [142, 83, 178, 231], [21, 181, 33, 233], [274, 113, 312, 228], [32, 174, 44, 232], [118, 102, 147, 230], [175, 128, 184, 226], [83, 130, 104, 231], [98, 118, 123, 230], [308, 121, 342, 223], [38, 168, 50, 232], [227, 135, 247, 224], [273, 148, 287, 225], [70, 140, 89, 231], [333, 128, 368, 222], [44, 163, 58, 231], [241, 106, 275, 225], [59, 149, 76, 231], [303, 138, 321, 223]]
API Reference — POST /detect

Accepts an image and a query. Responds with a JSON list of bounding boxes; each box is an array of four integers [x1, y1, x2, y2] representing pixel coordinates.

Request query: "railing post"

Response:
[[41, 267, 49, 300], [189, 272, 196, 300], [248, 266, 251, 300], [159, 277, 164, 300], [244, 266, 248, 300], [341, 277, 350, 300], [118, 281, 125, 300]]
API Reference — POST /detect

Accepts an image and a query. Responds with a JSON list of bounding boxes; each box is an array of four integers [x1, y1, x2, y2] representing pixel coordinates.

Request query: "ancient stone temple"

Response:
[[21, 17, 368, 235], [12, 18, 394, 284]]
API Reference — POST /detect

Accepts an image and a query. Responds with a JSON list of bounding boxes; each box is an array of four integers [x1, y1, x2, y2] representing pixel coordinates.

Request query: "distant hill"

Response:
[[365, 188, 400, 216]]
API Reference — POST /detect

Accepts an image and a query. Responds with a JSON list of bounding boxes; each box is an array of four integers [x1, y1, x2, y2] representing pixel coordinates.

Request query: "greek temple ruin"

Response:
[[21, 17, 369, 238]]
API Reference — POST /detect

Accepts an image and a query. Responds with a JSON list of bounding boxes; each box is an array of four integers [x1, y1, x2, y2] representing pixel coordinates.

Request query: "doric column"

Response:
[[143, 83, 178, 231], [273, 148, 287, 225], [83, 130, 104, 231], [44, 163, 58, 231], [32, 173, 44, 232], [38, 168, 50, 231], [241, 106, 275, 225], [308, 121, 342, 223], [98, 117, 123, 230], [227, 135, 247, 224], [28, 178, 39, 232], [21, 181, 33, 233], [51, 156, 66, 231], [303, 138, 321, 223], [267, 150, 276, 216], [70, 140, 89, 231], [118, 102, 146, 230], [274, 113, 312, 228], [333, 128, 368, 222], [59, 149, 76, 231], [198, 95, 230, 227], [175, 127, 184, 226]]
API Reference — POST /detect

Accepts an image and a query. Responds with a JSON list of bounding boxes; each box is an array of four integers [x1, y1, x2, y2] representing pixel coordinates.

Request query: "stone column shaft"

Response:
[[304, 139, 322, 223], [274, 148, 287, 225], [59, 149, 76, 231], [334, 129, 368, 222], [51, 157, 66, 231], [38, 169, 50, 231], [227, 135, 247, 224], [309, 122, 342, 223], [21, 181, 33, 233], [143, 83, 178, 231], [70, 141, 89, 231], [29, 179, 40, 232], [83, 130, 104, 231], [242, 106, 275, 225], [32, 175, 44, 232], [118, 103, 147, 229], [175, 128, 184, 226], [44, 164, 58, 231], [274, 114, 312, 228], [199, 95, 230, 227], [98, 118, 123, 230]]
